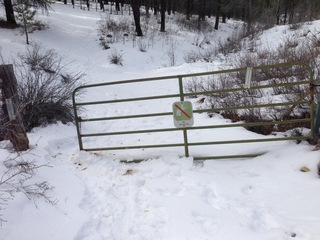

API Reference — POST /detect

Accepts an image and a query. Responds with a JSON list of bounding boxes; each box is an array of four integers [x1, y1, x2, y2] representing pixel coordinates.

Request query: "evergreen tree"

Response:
[[2, 0, 51, 24], [15, 0, 36, 44]]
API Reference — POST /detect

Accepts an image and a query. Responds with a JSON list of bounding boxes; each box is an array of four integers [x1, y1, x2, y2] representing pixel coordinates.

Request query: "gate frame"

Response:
[[72, 62, 317, 160]]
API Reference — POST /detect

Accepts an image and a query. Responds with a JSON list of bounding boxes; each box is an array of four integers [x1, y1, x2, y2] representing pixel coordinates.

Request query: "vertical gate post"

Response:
[[0, 64, 29, 151], [178, 75, 190, 157]]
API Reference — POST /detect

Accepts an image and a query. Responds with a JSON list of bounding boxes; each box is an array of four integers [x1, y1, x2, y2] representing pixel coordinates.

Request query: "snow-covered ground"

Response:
[[1, 3, 320, 240]]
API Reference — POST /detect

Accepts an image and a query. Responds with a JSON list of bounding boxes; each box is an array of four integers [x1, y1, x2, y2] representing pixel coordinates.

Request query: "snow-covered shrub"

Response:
[[185, 24, 320, 134], [184, 51, 313, 135], [97, 15, 131, 48], [166, 41, 178, 66], [0, 152, 57, 224], [183, 50, 201, 63], [137, 38, 147, 52], [175, 15, 213, 33], [217, 30, 246, 55], [99, 36, 110, 50], [108, 49, 124, 65], [15, 43, 85, 132]]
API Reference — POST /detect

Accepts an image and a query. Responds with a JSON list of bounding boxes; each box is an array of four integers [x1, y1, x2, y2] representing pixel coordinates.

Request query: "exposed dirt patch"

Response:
[[0, 19, 20, 29]]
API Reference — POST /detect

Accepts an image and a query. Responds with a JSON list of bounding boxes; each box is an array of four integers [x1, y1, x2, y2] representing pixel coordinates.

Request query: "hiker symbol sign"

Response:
[[172, 101, 194, 128]]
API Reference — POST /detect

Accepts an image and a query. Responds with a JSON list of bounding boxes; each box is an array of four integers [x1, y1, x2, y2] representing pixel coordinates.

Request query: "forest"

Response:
[[2, 0, 320, 34]]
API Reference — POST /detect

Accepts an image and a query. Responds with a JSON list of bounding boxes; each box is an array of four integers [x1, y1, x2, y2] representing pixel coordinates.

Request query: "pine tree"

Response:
[[14, 0, 36, 44], [3, 0, 51, 24]]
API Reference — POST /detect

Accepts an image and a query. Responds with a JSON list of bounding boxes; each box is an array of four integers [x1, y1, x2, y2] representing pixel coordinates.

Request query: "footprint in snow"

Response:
[[193, 213, 223, 234], [146, 178, 186, 196], [202, 184, 229, 210], [241, 185, 255, 195]]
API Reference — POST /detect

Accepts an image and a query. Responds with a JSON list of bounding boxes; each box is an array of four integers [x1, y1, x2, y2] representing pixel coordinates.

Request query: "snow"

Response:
[[1, 2, 320, 240]]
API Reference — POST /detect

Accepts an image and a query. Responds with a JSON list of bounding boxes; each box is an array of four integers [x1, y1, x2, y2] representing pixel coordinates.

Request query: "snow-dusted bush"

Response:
[[97, 15, 131, 47], [108, 49, 124, 66], [15, 43, 85, 132], [217, 30, 246, 55], [137, 38, 147, 52], [183, 50, 201, 63], [99, 36, 110, 50], [184, 31, 319, 135], [0, 151, 57, 224], [175, 15, 213, 33]]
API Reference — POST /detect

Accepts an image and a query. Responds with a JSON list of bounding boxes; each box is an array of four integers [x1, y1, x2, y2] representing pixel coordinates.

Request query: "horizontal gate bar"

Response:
[[79, 112, 173, 122], [80, 118, 310, 138], [74, 81, 311, 107], [183, 80, 311, 98], [82, 136, 309, 152], [75, 93, 181, 107], [194, 100, 310, 114], [187, 136, 309, 146], [193, 153, 266, 161], [79, 101, 309, 123]]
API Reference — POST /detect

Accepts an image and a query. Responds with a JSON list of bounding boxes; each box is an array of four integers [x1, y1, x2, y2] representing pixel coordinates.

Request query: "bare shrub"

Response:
[[97, 15, 131, 47], [175, 15, 213, 33], [137, 38, 147, 52], [217, 30, 246, 55], [183, 50, 201, 63], [305, 31, 320, 79], [184, 47, 216, 63], [15, 43, 85, 132], [166, 41, 178, 66], [183, 77, 204, 98], [0, 151, 57, 224], [99, 36, 110, 50], [184, 45, 314, 135], [108, 49, 124, 65], [199, 47, 216, 62], [31, 20, 48, 31], [231, 53, 311, 129], [289, 22, 303, 31]]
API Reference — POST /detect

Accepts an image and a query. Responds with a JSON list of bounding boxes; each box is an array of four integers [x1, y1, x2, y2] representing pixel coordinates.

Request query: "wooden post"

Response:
[[0, 64, 29, 151]]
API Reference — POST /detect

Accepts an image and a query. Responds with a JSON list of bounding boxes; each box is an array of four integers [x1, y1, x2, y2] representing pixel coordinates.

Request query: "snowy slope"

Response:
[[0, 3, 320, 240]]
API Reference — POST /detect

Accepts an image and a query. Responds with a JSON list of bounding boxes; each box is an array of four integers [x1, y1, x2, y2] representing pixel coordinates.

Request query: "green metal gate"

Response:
[[72, 62, 317, 161]]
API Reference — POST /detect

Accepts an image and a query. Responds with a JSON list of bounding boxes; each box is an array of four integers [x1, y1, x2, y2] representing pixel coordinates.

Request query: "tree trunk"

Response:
[[222, 12, 226, 23], [99, 0, 104, 10], [214, 0, 221, 30], [115, 0, 120, 12], [245, 0, 253, 35], [186, 0, 192, 20], [167, 0, 172, 15], [86, 0, 90, 10], [146, 0, 150, 17], [160, 0, 166, 32], [172, 0, 176, 14], [276, 1, 281, 25], [154, 0, 158, 15], [22, 12, 30, 45], [0, 65, 29, 151], [3, 0, 17, 24], [131, 0, 143, 36], [283, 7, 288, 24], [199, 0, 206, 21]]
